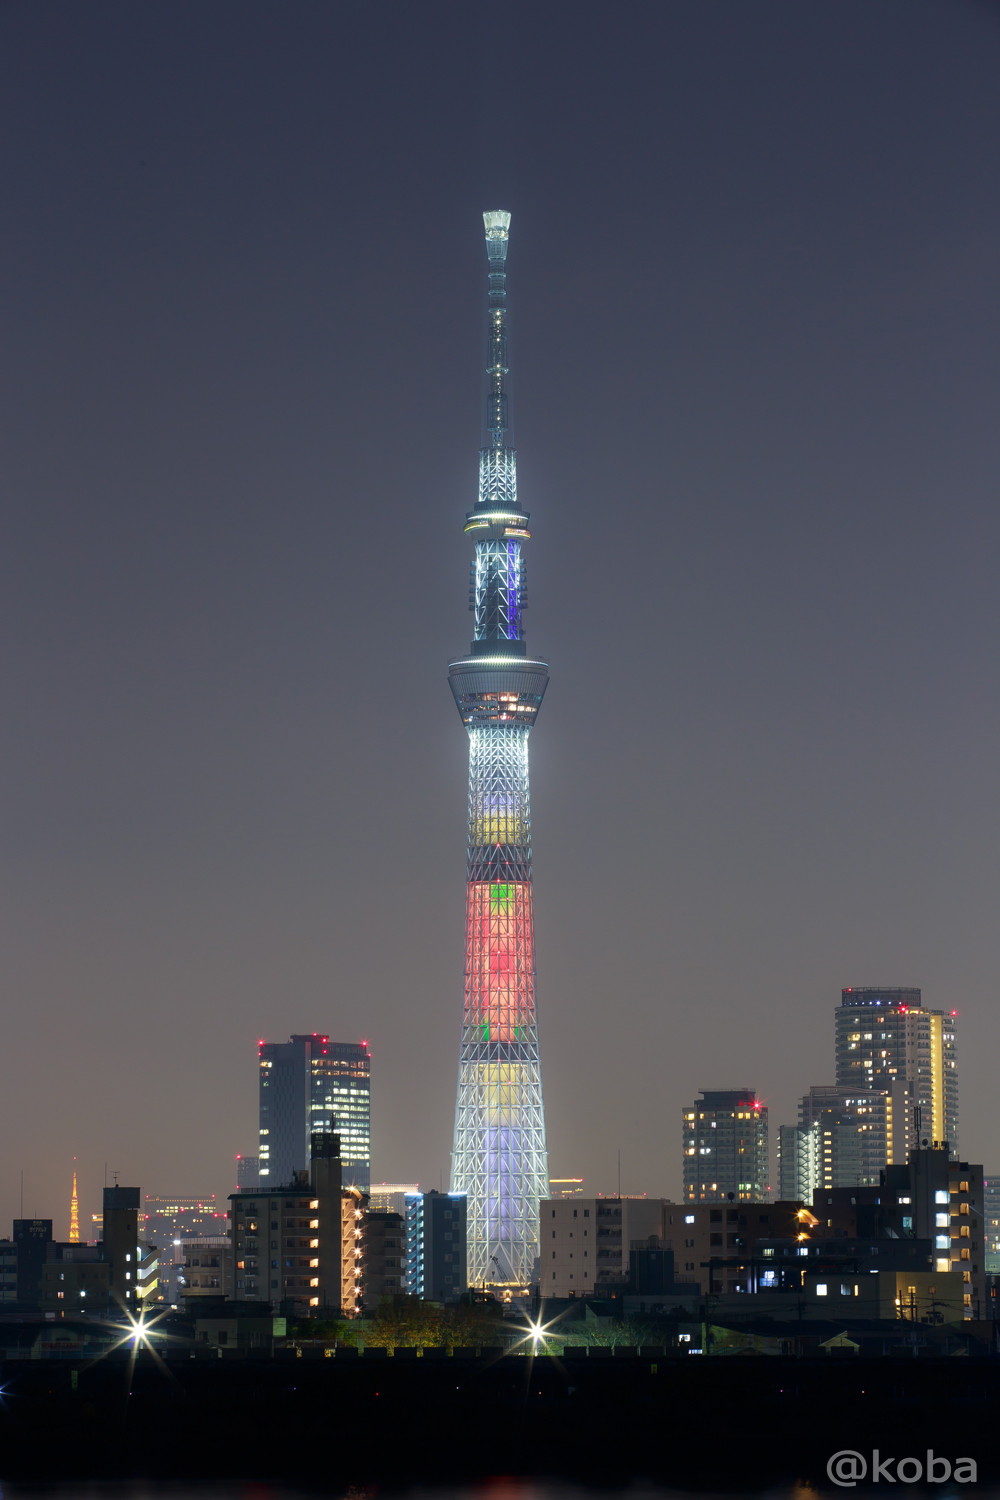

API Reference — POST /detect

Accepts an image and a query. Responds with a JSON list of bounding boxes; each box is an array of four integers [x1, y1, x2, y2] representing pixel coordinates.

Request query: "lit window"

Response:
[[815, 1283, 828, 1296]]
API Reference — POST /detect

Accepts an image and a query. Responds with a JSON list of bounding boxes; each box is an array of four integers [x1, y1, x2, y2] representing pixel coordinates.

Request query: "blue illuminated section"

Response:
[[506, 541, 519, 637]]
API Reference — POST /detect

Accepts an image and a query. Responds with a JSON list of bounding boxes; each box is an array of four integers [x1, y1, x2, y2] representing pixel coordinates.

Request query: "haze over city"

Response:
[[3, 0, 999, 1234]]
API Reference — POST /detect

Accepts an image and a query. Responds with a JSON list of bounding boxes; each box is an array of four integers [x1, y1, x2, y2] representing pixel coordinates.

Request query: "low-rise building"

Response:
[[541, 1197, 677, 1297], [179, 1236, 233, 1300]]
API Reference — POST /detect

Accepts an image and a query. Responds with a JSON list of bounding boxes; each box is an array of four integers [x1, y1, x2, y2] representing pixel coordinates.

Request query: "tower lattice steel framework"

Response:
[[449, 211, 549, 1289]]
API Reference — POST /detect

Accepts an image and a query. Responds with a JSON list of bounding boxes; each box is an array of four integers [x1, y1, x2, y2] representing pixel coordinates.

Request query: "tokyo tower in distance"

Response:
[[448, 210, 549, 1290]]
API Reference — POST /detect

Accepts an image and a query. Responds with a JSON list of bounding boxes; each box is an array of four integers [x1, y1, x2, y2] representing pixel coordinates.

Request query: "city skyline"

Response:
[[3, 1, 1000, 1227]]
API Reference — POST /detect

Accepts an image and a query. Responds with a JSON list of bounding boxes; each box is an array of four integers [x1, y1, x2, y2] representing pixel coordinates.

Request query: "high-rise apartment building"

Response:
[[258, 1034, 371, 1189], [230, 1133, 342, 1315], [449, 211, 549, 1288], [836, 988, 958, 1157], [984, 1176, 1000, 1276], [405, 1190, 467, 1302], [682, 1091, 769, 1202]]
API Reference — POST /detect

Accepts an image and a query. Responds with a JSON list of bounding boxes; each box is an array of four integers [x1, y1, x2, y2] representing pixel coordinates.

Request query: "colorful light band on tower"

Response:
[[449, 211, 549, 1289]]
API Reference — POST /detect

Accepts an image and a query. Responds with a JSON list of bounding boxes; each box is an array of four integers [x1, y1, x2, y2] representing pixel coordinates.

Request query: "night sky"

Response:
[[3, 1, 999, 1233]]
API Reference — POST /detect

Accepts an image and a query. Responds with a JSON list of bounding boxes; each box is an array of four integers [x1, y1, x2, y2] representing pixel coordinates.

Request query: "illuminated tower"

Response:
[[449, 210, 549, 1288], [69, 1163, 80, 1243]]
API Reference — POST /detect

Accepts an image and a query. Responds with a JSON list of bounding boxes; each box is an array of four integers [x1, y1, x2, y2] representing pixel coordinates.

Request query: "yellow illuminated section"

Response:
[[468, 1061, 531, 1123], [464, 881, 536, 1043], [470, 808, 526, 844]]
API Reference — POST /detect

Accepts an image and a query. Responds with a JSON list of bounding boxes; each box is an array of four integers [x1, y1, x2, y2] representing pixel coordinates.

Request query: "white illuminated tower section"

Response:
[[449, 211, 549, 1289]]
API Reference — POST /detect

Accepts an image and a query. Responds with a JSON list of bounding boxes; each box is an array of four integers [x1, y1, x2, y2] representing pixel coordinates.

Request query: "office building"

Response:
[[258, 1034, 371, 1189], [449, 211, 549, 1289], [405, 1190, 467, 1302], [682, 1090, 769, 1202], [141, 1194, 224, 1305], [836, 987, 958, 1157], [235, 1155, 259, 1191], [368, 1183, 419, 1218]]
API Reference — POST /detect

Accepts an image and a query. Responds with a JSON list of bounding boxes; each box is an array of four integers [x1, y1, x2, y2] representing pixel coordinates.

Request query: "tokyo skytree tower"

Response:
[[448, 211, 549, 1289]]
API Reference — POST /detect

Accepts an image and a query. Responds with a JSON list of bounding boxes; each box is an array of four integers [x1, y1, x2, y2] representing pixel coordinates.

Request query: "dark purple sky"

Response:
[[3, 0, 999, 1233]]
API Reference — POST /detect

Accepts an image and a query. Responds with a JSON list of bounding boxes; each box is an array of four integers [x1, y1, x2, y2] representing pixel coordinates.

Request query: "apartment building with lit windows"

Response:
[[341, 1187, 366, 1315], [836, 988, 958, 1158], [682, 1090, 768, 1202], [817, 1146, 987, 1320], [229, 1133, 341, 1316], [542, 1198, 801, 1298], [405, 1190, 467, 1302]]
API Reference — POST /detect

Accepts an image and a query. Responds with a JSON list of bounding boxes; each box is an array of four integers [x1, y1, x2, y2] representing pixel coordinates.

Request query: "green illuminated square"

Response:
[[490, 883, 513, 908]]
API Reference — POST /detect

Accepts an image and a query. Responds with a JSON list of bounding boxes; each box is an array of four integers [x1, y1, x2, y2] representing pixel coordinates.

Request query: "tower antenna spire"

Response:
[[448, 211, 550, 1290]]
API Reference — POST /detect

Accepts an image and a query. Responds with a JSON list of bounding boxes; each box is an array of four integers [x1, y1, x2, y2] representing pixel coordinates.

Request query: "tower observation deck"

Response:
[[448, 211, 549, 1290]]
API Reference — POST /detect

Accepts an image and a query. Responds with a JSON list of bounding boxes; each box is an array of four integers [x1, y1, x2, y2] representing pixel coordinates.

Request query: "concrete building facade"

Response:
[[229, 1133, 342, 1316]]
